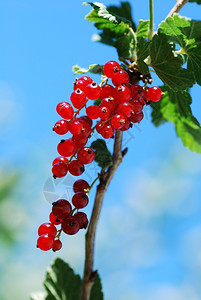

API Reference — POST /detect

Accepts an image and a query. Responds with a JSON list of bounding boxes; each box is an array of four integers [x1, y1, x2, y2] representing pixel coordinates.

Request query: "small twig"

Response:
[[148, 0, 154, 41], [167, 0, 189, 18]]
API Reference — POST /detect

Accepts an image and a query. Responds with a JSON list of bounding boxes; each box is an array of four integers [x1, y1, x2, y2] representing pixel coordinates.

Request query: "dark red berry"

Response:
[[68, 160, 85, 176], [49, 212, 61, 225], [103, 61, 120, 78], [129, 111, 144, 123], [79, 115, 93, 127], [130, 99, 143, 114], [147, 86, 162, 102], [70, 89, 87, 108], [38, 223, 57, 237], [53, 120, 69, 135], [37, 234, 54, 251], [72, 133, 88, 147], [130, 85, 145, 100], [72, 192, 89, 209], [77, 147, 95, 164], [73, 179, 90, 193], [52, 239, 62, 252], [119, 119, 132, 131], [74, 212, 88, 229], [112, 70, 129, 86], [57, 139, 77, 157], [56, 102, 74, 120], [85, 82, 101, 100], [52, 161, 68, 178], [61, 216, 80, 235], [52, 199, 72, 219], [117, 102, 133, 118]]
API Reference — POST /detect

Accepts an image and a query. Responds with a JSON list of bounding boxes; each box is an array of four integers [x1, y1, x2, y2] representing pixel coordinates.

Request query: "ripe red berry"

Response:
[[53, 120, 69, 135], [129, 111, 144, 123], [120, 119, 132, 131], [72, 192, 89, 209], [130, 85, 145, 100], [103, 61, 120, 78], [73, 179, 90, 193], [52, 161, 68, 178], [100, 84, 114, 99], [85, 82, 101, 100], [100, 97, 116, 112], [74, 212, 88, 229], [69, 120, 82, 135], [112, 70, 129, 86], [38, 223, 57, 237], [99, 106, 111, 120], [111, 114, 126, 129], [78, 119, 92, 137], [70, 89, 87, 108], [56, 102, 74, 120], [37, 234, 54, 251], [72, 133, 88, 147], [96, 121, 105, 133], [77, 147, 95, 164], [86, 105, 100, 119], [100, 124, 115, 139], [57, 139, 77, 157], [113, 85, 131, 104], [52, 239, 62, 252], [73, 79, 87, 92], [79, 115, 93, 127], [130, 99, 143, 114], [79, 75, 93, 85], [52, 199, 72, 219], [147, 86, 162, 102], [52, 156, 68, 166], [117, 102, 133, 118], [61, 216, 80, 235], [68, 160, 85, 176], [49, 212, 61, 225]]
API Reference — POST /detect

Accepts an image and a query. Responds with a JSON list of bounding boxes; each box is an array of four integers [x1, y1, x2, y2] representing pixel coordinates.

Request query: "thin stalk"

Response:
[[148, 0, 154, 41], [167, 0, 189, 18]]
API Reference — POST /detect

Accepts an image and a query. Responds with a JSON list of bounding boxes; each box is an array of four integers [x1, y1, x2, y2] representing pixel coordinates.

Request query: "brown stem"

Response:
[[80, 130, 124, 300], [167, 0, 189, 18]]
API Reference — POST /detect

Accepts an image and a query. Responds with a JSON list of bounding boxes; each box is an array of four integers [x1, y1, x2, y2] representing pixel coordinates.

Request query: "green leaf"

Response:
[[159, 14, 201, 85], [73, 64, 104, 75], [189, 0, 201, 4], [136, 20, 150, 38], [115, 33, 134, 58], [136, 37, 149, 74], [150, 32, 194, 90], [85, 2, 131, 35], [44, 258, 81, 300], [90, 273, 104, 300], [91, 139, 113, 169], [151, 86, 201, 153]]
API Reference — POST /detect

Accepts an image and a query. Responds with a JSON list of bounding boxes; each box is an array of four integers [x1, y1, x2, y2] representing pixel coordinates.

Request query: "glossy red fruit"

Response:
[[72, 192, 89, 209], [100, 97, 116, 112], [72, 133, 88, 147], [79, 76, 93, 85], [73, 179, 90, 193], [79, 115, 93, 127], [117, 102, 133, 118], [112, 70, 129, 86], [100, 84, 114, 99], [57, 139, 77, 157], [86, 105, 100, 119], [96, 121, 105, 133], [61, 216, 80, 235], [68, 160, 85, 176], [111, 114, 126, 129], [101, 124, 115, 139], [113, 85, 131, 104], [49, 212, 62, 225], [99, 106, 111, 120], [77, 147, 95, 164], [52, 161, 68, 178], [129, 111, 144, 123], [147, 86, 162, 102], [85, 82, 101, 100], [38, 223, 57, 237], [130, 99, 143, 114], [69, 120, 82, 135], [52, 239, 62, 252], [130, 85, 145, 100], [37, 234, 54, 251], [103, 61, 121, 78], [119, 119, 132, 131], [78, 119, 92, 137], [70, 89, 87, 108], [53, 120, 69, 135], [52, 156, 68, 166], [56, 102, 74, 120], [52, 199, 72, 219], [74, 212, 88, 229], [73, 79, 87, 92]]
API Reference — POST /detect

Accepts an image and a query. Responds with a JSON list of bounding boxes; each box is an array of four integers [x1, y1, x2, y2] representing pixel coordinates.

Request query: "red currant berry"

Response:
[[96, 121, 105, 133], [78, 119, 92, 137], [119, 119, 132, 131], [57, 139, 77, 157], [69, 120, 82, 135], [38, 223, 57, 237], [85, 82, 101, 100], [130, 85, 145, 100], [37, 234, 54, 251], [52, 239, 62, 252], [147, 86, 162, 102], [100, 97, 116, 112], [77, 147, 95, 164], [52, 161, 68, 178], [56, 102, 74, 120], [103, 61, 120, 78], [73, 179, 90, 193], [68, 160, 85, 176], [79, 76, 93, 85], [112, 70, 129, 86], [99, 106, 111, 120], [70, 89, 87, 108], [100, 84, 114, 99], [100, 124, 115, 139], [113, 85, 131, 104], [53, 120, 69, 135], [61, 216, 80, 235], [79, 115, 93, 127], [72, 192, 89, 209], [73, 79, 87, 92], [117, 102, 133, 118], [72, 133, 88, 147], [129, 111, 144, 123], [74, 212, 88, 229], [86, 105, 100, 119], [130, 99, 143, 114], [52, 199, 72, 219], [111, 114, 126, 129], [52, 156, 68, 166], [49, 212, 61, 225]]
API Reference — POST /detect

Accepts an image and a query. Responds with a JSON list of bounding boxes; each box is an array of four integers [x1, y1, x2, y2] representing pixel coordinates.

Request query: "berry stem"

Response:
[[129, 27, 137, 61], [80, 130, 126, 300], [167, 0, 189, 18], [148, 0, 154, 41]]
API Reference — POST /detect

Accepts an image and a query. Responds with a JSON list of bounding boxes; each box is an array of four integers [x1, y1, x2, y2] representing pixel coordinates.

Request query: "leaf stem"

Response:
[[166, 0, 189, 18], [148, 0, 154, 41], [129, 27, 137, 62]]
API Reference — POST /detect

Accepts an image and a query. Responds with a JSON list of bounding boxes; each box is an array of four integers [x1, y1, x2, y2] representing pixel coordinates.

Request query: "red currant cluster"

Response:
[[37, 60, 162, 251]]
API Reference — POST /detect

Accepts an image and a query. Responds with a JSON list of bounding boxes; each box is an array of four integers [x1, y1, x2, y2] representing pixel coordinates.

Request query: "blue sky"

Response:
[[0, 0, 201, 299]]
